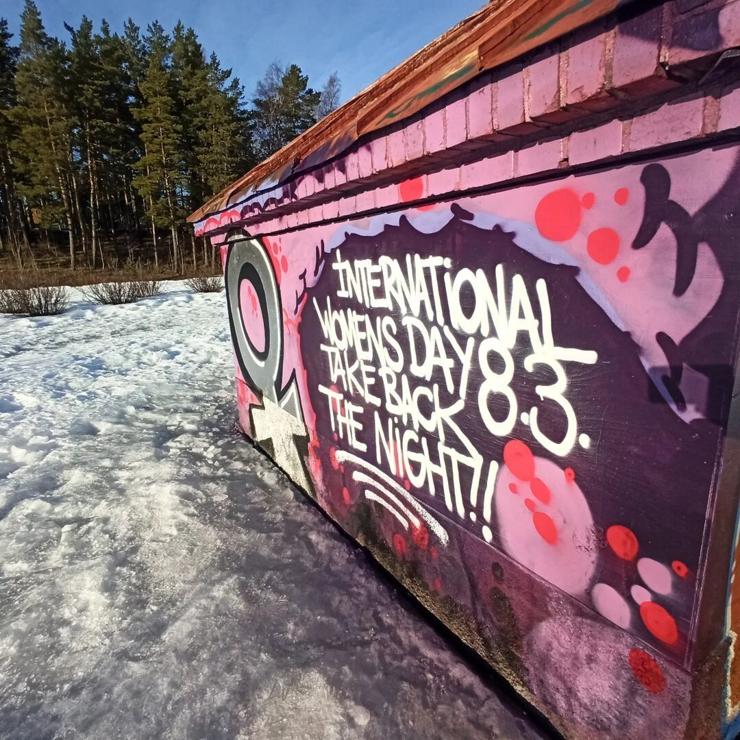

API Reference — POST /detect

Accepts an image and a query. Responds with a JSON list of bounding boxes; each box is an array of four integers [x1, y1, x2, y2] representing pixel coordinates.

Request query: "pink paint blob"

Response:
[[631, 585, 652, 605], [591, 583, 632, 629], [637, 558, 673, 595], [495, 456, 596, 595]]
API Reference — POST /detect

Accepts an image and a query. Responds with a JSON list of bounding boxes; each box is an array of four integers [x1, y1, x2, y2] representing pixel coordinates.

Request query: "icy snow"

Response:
[[0, 282, 550, 739]]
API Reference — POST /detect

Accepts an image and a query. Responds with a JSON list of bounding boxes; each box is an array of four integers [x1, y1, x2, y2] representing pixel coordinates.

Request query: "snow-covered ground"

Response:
[[0, 282, 550, 739]]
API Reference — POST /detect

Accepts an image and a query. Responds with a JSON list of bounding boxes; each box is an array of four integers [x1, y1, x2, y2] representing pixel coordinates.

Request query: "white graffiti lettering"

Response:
[[316, 250, 597, 538]]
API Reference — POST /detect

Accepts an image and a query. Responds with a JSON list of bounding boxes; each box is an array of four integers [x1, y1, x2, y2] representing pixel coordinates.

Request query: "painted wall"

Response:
[[193, 2, 740, 736], [219, 143, 740, 738]]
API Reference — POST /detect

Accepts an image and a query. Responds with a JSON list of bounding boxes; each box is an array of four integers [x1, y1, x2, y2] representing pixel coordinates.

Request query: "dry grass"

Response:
[[0, 258, 207, 289], [185, 276, 223, 293]]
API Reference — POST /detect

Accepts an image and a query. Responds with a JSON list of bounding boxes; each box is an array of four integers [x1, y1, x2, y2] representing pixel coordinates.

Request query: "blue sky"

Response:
[[4, 0, 485, 103]]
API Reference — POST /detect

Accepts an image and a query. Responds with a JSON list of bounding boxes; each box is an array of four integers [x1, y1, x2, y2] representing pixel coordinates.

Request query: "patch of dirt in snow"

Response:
[[0, 282, 553, 739]]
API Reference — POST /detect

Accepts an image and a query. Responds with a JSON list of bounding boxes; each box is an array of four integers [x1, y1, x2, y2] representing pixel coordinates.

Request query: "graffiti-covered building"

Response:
[[189, 2, 740, 737]]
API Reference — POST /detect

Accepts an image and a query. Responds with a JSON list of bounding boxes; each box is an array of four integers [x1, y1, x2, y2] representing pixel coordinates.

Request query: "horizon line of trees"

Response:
[[0, 1, 341, 274]]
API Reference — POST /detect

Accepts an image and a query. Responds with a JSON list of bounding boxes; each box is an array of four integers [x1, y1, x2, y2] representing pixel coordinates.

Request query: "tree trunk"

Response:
[[159, 125, 180, 273], [170, 225, 179, 273], [63, 194, 75, 270], [149, 206, 158, 269], [70, 170, 88, 260], [42, 101, 76, 269], [55, 173, 76, 270], [0, 162, 17, 255], [92, 167, 105, 268], [126, 177, 138, 231], [0, 152, 27, 266], [86, 126, 100, 269], [104, 182, 115, 237]]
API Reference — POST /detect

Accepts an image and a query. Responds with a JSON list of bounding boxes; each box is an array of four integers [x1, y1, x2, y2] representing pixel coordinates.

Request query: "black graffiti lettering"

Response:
[[633, 163, 699, 298]]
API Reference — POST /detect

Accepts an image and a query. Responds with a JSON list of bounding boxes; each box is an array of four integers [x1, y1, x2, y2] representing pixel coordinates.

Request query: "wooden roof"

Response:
[[189, 0, 624, 224]]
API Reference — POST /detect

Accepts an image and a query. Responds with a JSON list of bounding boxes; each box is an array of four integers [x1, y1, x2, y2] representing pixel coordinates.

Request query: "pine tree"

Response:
[[67, 17, 101, 265], [133, 25, 186, 270], [171, 22, 210, 215], [12, 1, 77, 268], [196, 53, 248, 196], [0, 17, 29, 266], [1, 6, 340, 275], [119, 19, 148, 239], [170, 23, 249, 268], [96, 21, 140, 247]]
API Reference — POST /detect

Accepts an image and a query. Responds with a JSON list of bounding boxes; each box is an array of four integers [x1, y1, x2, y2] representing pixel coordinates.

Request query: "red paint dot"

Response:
[[533, 511, 557, 544], [640, 601, 679, 645], [280, 255, 288, 273], [628, 648, 666, 694], [525, 498, 537, 512], [412, 523, 429, 550], [672, 560, 689, 578], [508, 483, 519, 494], [341, 486, 351, 505], [430, 547, 439, 561], [535, 188, 582, 242], [530, 477, 551, 504], [564, 467, 576, 483], [404, 479, 412, 491], [582, 192, 595, 209], [614, 187, 629, 205], [617, 266, 631, 282], [392, 533, 407, 558], [606, 525, 639, 560], [433, 577, 443, 591], [587, 227, 620, 265], [399, 177, 424, 202], [503, 439, 535, 481]]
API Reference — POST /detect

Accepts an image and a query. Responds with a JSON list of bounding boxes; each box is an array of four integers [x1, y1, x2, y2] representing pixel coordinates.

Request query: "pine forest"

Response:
[[0, 1, 341, 281]]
